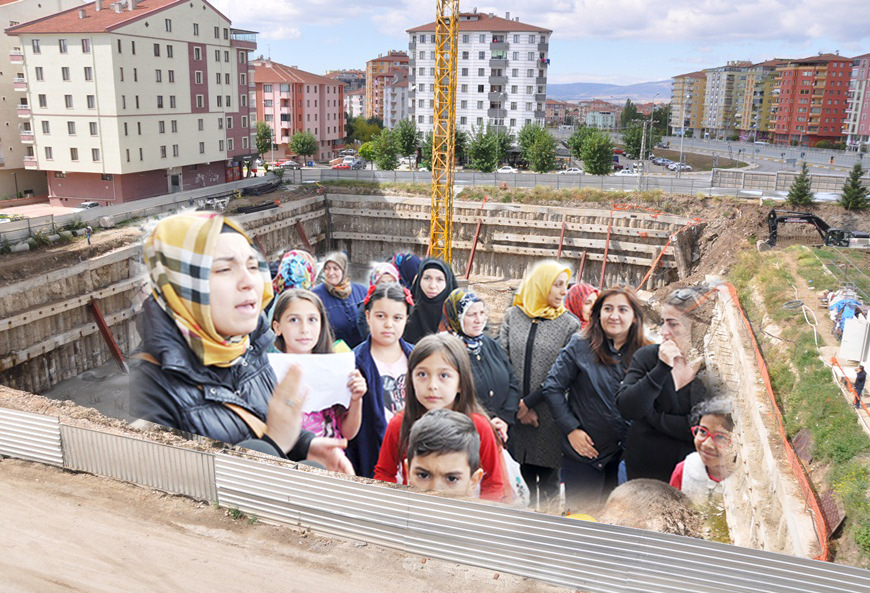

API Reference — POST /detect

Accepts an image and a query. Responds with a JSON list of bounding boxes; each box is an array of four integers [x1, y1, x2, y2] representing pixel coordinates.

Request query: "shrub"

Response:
[[31, 230, 51, 248]]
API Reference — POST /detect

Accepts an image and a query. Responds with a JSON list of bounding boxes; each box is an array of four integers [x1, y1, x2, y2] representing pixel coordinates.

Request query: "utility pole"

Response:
[[678, 94, 687, 179], [637, 119, 647, 191]]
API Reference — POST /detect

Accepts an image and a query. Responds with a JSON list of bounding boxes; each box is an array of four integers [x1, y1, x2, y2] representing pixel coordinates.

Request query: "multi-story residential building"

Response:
[[344, 87, 365, 118], [843, 53, 870, 150], [771, 54, 852, 146], [325, 68, 365, 93], [702, 61, 752, 139], [1, 0, 83, 200], [407, 12, 551, 135], [382, 70, 409, 129], [670, 71, 707, 137], [586, 111, 615, 129], [365, 50, 407, 121], [577, 99, 621, 126], [733, 59, 785, 141], [544, 99, 579, 126], [252, 59, 344, 162], [8, 0, 258, 206]]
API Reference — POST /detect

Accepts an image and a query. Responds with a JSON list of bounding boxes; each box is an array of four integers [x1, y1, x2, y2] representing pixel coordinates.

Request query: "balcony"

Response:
[[23, 155, 37, 169], [488, 91, 506, 102], [230, 29, 257, 50], [19, 130, 33, 143], [17, 104, 30, 118], [490, 41, 509, 51], [408, 42, 416, 51], [534, 110, 545, 119], [535, 76, 546, 86], [487, 108, 507, 118], [537, 42, 549, 53], [489, 58, 508, 69], [9, 49, 23, 63], [534, 93, 546, 102], [13, 76, 27, 91], [488, 75, 507, 85]]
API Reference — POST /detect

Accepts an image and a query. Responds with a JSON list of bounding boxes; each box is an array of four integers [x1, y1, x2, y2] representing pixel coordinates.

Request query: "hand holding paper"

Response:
[[268, 351, 356, 413]]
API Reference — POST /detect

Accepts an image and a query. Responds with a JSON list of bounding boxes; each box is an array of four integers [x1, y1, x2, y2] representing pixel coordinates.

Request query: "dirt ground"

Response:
[[0, 458, 570, 593]]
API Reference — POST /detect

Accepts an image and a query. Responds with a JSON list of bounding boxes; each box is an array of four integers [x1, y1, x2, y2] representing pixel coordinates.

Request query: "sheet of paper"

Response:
[[268, 352, 355, 413]]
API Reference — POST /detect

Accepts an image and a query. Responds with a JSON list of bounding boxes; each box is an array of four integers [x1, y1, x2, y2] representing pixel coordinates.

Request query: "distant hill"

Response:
[[547, 80, 672, 102]]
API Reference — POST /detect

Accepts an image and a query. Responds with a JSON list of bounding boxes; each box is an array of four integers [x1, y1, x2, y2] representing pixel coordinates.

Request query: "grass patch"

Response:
[[318, 180, 429, 195]]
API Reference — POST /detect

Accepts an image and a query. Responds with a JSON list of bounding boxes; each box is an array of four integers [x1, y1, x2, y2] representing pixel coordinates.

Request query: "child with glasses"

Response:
[[669, 398, 734, 503]]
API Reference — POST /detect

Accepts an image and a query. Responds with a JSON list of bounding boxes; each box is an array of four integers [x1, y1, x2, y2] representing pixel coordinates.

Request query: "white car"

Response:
[[496, 165, 517, 174], [614, 169, 637, 176], [558, 168, 584, 175]]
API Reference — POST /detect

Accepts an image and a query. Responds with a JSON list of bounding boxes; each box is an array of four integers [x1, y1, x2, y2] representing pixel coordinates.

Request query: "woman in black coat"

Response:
[[403, 258, 457, 344]]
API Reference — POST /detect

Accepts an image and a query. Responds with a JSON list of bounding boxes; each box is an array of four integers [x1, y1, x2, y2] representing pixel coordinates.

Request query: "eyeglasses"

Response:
[[691, 425, 732, 447]]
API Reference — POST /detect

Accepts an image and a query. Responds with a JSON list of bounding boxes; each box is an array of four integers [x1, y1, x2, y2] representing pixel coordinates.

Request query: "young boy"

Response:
[[403, 409, 484, 497]]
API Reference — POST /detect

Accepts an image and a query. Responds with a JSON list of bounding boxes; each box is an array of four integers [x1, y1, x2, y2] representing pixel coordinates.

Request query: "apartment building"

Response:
[[325, 68, 365, 93], [252, 59, 344, 162], [702, 61, 752, 139], [733, 59, 785, 141], [586, 111, 615, 129], [382, 70, 409, 129], [670, 71, 707, 137], [771, 54, 852, 146], [1, 0, 83, 200], [407, 11, 551, 135], [577, 99, 621, 126], [842, 53, 870, 150], [7, 0, 257, 206], [344, 87, 365, 118], [365, 50, 408, 121], [544, 99, 579, 126]]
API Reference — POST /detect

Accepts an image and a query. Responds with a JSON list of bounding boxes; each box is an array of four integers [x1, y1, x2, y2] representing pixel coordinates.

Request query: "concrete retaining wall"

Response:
[[712, 168, 868, 194], [706, 287, 818, 557]]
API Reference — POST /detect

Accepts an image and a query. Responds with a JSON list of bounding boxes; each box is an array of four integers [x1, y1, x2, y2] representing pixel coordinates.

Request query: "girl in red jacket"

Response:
[[374, 333, 506, 501]]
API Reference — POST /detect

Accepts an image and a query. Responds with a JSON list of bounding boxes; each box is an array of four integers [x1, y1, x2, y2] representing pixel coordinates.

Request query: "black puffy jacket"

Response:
[[130, 297, 312, 459]]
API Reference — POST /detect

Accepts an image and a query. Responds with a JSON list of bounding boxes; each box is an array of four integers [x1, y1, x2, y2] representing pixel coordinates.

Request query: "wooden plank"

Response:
[[246, 209, 325, 236], [491, 232, 674, 257]]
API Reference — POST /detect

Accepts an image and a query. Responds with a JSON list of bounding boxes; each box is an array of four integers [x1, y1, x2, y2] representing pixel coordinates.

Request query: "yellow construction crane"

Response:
[[429, 0, 459, 262]]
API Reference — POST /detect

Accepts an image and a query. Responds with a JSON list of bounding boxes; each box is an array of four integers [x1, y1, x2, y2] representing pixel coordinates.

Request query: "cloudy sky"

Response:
[[212, 0, 870, 85]]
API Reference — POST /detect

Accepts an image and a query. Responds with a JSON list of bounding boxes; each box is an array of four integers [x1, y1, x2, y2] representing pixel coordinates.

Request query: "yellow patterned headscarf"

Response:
[[144, 213, 274, 367], [512, 261, 570, 320]]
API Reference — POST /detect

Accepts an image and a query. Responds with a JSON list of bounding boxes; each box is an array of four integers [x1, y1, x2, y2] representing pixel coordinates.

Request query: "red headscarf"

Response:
[[565, 283, 599, 330]]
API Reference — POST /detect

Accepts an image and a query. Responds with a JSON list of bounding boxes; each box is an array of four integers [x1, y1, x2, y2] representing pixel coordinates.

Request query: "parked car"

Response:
[[667, 162, 692, 172], [279, 160, 301, 169], [332, 163, 351, 170], [339, 149, 357, 156], [342, 156, 357, 165], [612, 163, 625, 171], [78, 201, 101, 209], [613, 148, 624, 155], [614, 169, 637, 176], [351, 159, 364, 170], [658, 158, 674, 167], [558, 167, 584, 175], [496, 165, 517, 174]]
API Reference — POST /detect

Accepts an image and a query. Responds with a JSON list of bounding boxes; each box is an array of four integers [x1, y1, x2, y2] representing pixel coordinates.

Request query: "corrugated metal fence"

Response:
[[2, 406, 870, 592]]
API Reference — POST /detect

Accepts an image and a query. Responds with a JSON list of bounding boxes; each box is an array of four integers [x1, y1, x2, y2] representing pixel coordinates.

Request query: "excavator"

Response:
[[766, 209, 870, 248]]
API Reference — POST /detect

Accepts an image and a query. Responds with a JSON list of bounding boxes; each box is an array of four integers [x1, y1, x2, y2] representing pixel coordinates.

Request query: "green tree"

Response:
[[420, 132, 433, 170], [517, 123, 545, 163], [622, 123, 662, 159], [786, 162, 814, 206], [371, 129, 399, 171], [652, 104, 670, 136], [566, 126, 595, 161], [358, 141, 375, 169], [841, 162, 869, 210], [494, 128, 514, 164], [455, 129, 468, 165], [288, 131, 318, 160], [394, 118, 418, 159], [619, 99, 640, 129], [581, 130, 615, 175], [351, 116, 382, 143], [467, 126, 499, 172], [255, 121, 272, 157], [527, 132, 557, 173]]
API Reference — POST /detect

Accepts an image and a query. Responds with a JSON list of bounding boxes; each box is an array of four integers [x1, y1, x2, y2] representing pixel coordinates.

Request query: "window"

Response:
[[67, 121, 76, 135], [218, 140, 224, 151], [476, 100, 483, 109], [479, 34, 485, 43], [527, 52, 534, 60], [165, 18, 172, 32], [61, 67, 70, 81], [462, 51, 468, 59], [59, 39, 67, 53], [224, 50, 229, 62], [526, 85, 533, 94], [512, 52, 518, 60], [35, 66, 43, 81], [123, 122, 128, 136], [460, 116, 467, 124], [64, 95, 73, 108], [527, 69, 534, 77], [158, 121, 165, 133], [478, 68, 484, 76], [91, 148, 100, 162], [218, 118, 223, 129], [137, 122, 141, 135], [139, 147, 143, 160], [462, 34, 469, 43], [168, 70, 175, 83], [193, 23, 199, 36], [529, 35, 536, 43], [101, 174, 113, 181], [227, 117, 233, 129], [155, 69, 162, 82], [197, 118, 204, 131], [460, 84, 467, 92], [199, 141, 205, 153], [160, 146, 167, 158], [226, 95, 230, 107], [511, 85, 517, 93], [242, 136, 248, 149], [70, 147, 78, 161], [214, 26, 219, 38], [512, 68, 518, 77], [169, 96, 176, 108], [477, 84, 484, 92], [41, 121, 50, 134], [479, 51, 485, 60], [194, 46, 201, 60], [263, 84, 272, 92], [460, 100, 467, 108], [227, 138, 234, 151], [216, 96, 222, 108], [225, 73, 230, 85], [32, 39, 40, 54], [419, 50, 425, 59], [81, 39, 90, 53], [240, 73, 247, 85], [167, 45, 173, 58], [241, 94, 247, 107], [157, 96, 164, 109], [461, 68, 468, 76], [84, 66, 92, 81], [121, 96, 126, 109], [119, 67, 124, 81], [44, 146, 53, 160], [418, 115, 424, 123], [172, 144, 179, 157], [135, 96, 140, 109], [214, 49, 220, 61], [131, 40, 136, 54], [241, 116, 248, 127], [196, 95, 204, 108], [195, 71, 203, 84], [133, 68, 138, 82], [89, 122, 97, 135], [510, 102, 517, 110], [223, 28, 228, 40], [215, 72, 222, 85]]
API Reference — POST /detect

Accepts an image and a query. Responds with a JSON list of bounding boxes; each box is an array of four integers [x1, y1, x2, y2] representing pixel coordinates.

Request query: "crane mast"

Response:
[[429, 0, 459, 262]]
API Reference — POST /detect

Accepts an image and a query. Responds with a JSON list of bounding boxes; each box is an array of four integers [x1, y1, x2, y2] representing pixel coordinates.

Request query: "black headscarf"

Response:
[[403, 258, 458, 344]]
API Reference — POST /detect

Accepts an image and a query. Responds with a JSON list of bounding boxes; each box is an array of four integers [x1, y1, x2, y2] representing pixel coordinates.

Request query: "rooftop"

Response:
[[253, 59, 338, 86], [408, 12, 551, 34]]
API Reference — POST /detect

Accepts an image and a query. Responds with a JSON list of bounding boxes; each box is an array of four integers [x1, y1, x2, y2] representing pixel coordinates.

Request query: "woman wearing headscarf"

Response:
[[499, 261, 580, 508], [440, 288, 521, 443], [312, 252, 368, 348], [391, 252, 422, 290], [368, 261, 401, 287], [403, 258, 458, 344], [273, 249, 316, 295], [565, 283, 599, 332], [130, 213, 352, 471]]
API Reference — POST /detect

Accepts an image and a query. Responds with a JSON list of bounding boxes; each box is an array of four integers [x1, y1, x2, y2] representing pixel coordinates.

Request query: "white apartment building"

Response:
[[586, 111, 615, 129], [382, 74, 409, 129], [8, 0, 257, 206], [407, 11, 550, 136], [344, 87, 365, 118], [702, 61, 752, 139], [1, 0, 83, 200]]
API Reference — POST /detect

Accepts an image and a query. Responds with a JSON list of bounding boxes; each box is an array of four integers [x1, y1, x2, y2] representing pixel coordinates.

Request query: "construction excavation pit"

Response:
[[2, 186, 870, 592]]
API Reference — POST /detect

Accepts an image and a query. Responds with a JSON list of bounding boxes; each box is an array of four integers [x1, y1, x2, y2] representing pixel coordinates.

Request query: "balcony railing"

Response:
[[17, 104, 30, 117], [490, 41, 509, 51], [9, 49, 23, 63], [535, 76, 546, 85], [19, 130, 33, 143], [537, 42, 549, 52], [489, 58, 508, 68], [488, 75, 507, 85], [23, 155, 37, 169]]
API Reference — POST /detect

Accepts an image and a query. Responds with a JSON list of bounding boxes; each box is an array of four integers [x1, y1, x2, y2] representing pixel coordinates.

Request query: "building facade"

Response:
[[733, 59, 784, 141], [771, 54, 852, 146], [252, 59, 344, 162], [843, 53, 870, 150], [670, 71, 707, 137], [325, 68, 365, 93], [1, 0, 83, 200], [702, 61, 751, 139], [544, 99, 579, 126], [365, 50, 407, 121], [407, 12, 551, 135], [382, 70, 409, 129], [586, 111, 615, 129], [8, 0, 258, 206], [344, 87, 365, 118]]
